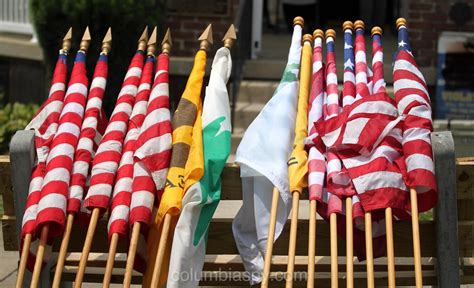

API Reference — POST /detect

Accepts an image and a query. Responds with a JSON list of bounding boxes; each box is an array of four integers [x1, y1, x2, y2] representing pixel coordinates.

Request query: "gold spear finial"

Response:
[[138, 26, 148, 51], [62, 27, 72, 52], [161, 28, 172, 54], [147, 27, 157, 56], [198, 24, 213, 52], [371, 26, 383, 37], [79, 26, 91, 52], [101, 27, 112, 55], [222, 24, 237, 49]]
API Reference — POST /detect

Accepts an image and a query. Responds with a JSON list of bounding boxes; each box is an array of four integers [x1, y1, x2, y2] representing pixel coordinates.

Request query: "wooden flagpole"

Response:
[[74, 27, 148, 288], [346, 197, 354, 288], [15, 28, 72, 288], [261, 187, 280, 288], [103, 233, 119, 288], [52, 28, 112, 288], [410, 187, 423, 287], [364, 212, 375, 288], [31, 27, 91, 288], [149, 24, 214, 288], [122, 26, 159, 288]]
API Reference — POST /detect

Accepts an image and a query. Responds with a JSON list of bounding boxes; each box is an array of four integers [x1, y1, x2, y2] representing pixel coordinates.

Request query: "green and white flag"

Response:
[[167, 46, 232, 288]]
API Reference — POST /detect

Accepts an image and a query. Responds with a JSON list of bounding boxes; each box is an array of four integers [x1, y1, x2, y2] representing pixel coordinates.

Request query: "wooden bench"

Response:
[[1, 130, 474, 287]]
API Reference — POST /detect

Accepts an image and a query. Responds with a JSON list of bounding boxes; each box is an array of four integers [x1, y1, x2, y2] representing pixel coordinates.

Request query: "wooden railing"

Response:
[[0, 0, 34, 35]]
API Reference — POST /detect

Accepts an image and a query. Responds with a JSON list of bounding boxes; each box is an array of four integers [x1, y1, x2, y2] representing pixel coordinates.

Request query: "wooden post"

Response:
[[330, 213, 338, 288], [150, 213, 172, 287], [307, 199, 317, 288], [365, 212, 374, 288], [30, 224, 49, 288], [345, 198, 353, 288], [385, 207, 396, 287], [123, 222, 141, 287], [52, 213, 74, 287], [410, 188, 423, 288], [432, 131, 460, 288], [261, 187, 280, 288], [103, 233, 119, 288], [285, 192, 300, 288], [16, 233, 32, 288]]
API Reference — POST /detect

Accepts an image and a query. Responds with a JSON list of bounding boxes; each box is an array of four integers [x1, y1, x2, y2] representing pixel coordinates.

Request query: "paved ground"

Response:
[[0, 228, 19, 287]]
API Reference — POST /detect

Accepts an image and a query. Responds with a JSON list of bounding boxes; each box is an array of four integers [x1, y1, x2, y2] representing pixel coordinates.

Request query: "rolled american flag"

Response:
[[20, 29, 70, 273], [35, 29, 91, 242]]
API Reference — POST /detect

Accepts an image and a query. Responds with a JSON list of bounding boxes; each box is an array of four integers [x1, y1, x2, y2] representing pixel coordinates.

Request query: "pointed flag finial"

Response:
[[101, 27, 112, 54], [396, 18, 407, 30], [293, 16, 304, 27], [80, 26, 91, 52], [147, 27, 157, 56], [312, 29, 324, 40], [371, 26, 383, 37], [198, 24, 213, 51], [138, 26, 148, 51], [161, 28, 172, 54], [342, 21, 354, 32], [354, 20, 365, 31], [62, 27, 72, 52], [222, 24, 237, 49]]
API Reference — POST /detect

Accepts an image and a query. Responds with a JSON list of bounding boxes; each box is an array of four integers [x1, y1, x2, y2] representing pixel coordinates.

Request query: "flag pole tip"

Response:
[[354, 20, 365, 30], [325, 29, 336, 39], [313, 29, 324, 40], [222, 24, 237, 49], [147, 27, 158, 56], [302, 34, 312, 44], [342, 21, 354, 31], [101, 28, 112, 54], [62, 27, 72, 52], [80, 26, 91, 51], [198, 24, 213, 51], [396, 18, 407, 29], [293, 16, 304, 27], [371, 26, 383, 36], [138, 26, 148, 50], [161, 28, 172, 54]]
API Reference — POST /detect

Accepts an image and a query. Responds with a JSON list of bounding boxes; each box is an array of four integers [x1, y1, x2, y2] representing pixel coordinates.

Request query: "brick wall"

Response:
[[164, 0, 240, 57], [407, 0, 474, 67]]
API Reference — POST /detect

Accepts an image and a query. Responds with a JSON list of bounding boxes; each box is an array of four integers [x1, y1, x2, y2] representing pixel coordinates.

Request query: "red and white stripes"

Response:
[[371, 32, 386, 95], [354, 26, 370, 100], [35, 51, 89, 238], [68, 53, 108, 214], [107, 55, 155, 240], [84, 51, 145, 211]]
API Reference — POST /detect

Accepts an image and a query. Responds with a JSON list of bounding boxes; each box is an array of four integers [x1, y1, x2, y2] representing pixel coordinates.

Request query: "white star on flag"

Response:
[[344, 42, 353, 49], [344, 58, 354, 69], [398, 40, 407, 47]]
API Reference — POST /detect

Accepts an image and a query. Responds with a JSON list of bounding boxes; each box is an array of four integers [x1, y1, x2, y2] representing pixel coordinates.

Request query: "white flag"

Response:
[[232, 24, 302, 285]]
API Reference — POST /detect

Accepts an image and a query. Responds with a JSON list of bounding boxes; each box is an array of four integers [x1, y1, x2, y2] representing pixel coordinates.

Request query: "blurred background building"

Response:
[[0, 0, 473, 157]]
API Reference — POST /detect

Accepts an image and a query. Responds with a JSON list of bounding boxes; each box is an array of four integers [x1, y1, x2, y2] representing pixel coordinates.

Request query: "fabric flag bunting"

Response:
[[167, 46, 232, 287], [21, 48, 69, 271], [107, 55, 155, 248], [233, 22, 302, 285], [35, 49, 89, 246], [68, 52, 109, 215], [143, 48, 207, 286], [83, 50, 145, 211], [129, 52, 172, 272], [393, 21, 437, 212]]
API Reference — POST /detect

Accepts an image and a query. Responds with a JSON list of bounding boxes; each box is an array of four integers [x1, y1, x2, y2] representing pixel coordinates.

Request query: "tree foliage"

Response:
[[30, 0, 166, 114]]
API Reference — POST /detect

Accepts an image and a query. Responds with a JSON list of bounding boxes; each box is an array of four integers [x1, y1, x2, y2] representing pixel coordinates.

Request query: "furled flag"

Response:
[[130, 41, 173, 272], [393, 19, 437, 212], [107, 52, 155, 251], [21, 31, 70, 271], [143, 30, 208, 286], [83, 44, 146, 212], [233, 20, 302, 285], [35, 30, 90, 248], [68, 43, 109, 216], [167, 40, 233, 287]]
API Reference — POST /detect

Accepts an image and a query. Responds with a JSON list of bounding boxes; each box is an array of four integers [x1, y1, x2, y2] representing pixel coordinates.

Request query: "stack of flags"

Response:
[[16, 16, 437, 288]]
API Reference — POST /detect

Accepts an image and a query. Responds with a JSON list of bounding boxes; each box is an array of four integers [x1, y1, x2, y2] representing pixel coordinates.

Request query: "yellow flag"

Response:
[[288, 37, 312, 194], [143, 50, 206, 286]]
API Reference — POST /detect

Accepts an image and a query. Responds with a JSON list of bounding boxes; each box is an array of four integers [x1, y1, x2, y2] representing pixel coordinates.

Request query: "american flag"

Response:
[[35, 50, 89, 242], [68, 53, 109, 215], [393, 21, 437, 212], [83, 51, 145, 211], [21, 48, 69, 271]]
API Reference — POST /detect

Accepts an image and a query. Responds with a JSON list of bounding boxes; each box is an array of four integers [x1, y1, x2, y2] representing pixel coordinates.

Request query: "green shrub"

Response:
[[0, 102, 39, 153], [30, 0, 166, 114]]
